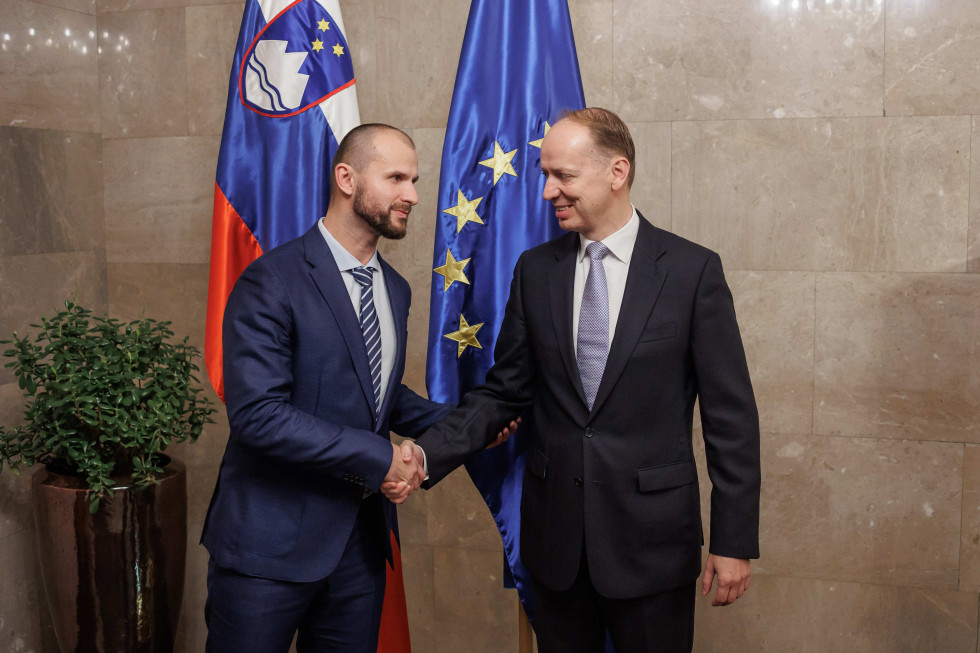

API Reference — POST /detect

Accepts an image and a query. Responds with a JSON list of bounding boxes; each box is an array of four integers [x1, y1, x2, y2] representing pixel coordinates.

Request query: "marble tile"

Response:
[[885, 0, 980, 116], [34, 0, 96, 14], [758, 432, 962, 590], [612, 0, 884, 122], [0, 251, 108, 385], [814, 273, 980, 442], [98, 0, 225, 13], [961, 444, 980, 592], [432, 547, 517, 653], [186, 3, 244, 137], [0, 382, 25, 431], [107, 263, 209, 350], [672, 117, 971, 272], [0, 0, 99, 132], [0, 527, 44, 652], [343, 1, 468, 129], [694, 573, 978, 652], [174, 541, 209, 653], [728, 271, 815, 435], [0, 127, 103, 257], [400, 543, 435, 653], [165, 392, 226, 652], [569, 1, 613, 109], [0, 455, 34, 542], [627, 121, 671, 231], [99, 9, 188, 138], [103, 137, 219, 264], [970, 116, 980, 273], [427, 467, 502, 552]]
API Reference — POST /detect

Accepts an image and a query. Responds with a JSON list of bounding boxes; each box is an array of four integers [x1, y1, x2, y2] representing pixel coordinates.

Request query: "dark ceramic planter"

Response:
[[32, 457, 187, 653]]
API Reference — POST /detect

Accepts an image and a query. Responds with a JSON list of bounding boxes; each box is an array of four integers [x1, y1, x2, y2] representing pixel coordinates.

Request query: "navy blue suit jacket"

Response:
[[202, 225, 449, 582]]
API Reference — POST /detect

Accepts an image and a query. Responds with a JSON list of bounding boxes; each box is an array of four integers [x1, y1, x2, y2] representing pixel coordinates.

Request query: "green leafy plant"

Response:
[[0, 301, 215, 512]]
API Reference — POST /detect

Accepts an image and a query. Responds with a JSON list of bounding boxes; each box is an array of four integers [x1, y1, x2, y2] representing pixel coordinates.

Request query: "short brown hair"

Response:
[[329, 123, 415, 194], [558, 107, 635, 187]]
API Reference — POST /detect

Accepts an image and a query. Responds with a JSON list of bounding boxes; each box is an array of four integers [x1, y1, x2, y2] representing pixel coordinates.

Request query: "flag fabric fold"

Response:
[[206, 2, 411, 650], [206, 0, 359, 402], [425, 0, 586, 624]]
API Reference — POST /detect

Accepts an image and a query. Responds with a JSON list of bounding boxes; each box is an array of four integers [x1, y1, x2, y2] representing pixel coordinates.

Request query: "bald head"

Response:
[[329, 123, 416, 197]]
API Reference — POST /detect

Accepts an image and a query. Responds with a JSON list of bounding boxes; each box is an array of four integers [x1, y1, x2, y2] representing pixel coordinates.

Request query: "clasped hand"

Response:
[[380, 417, 521, 503]]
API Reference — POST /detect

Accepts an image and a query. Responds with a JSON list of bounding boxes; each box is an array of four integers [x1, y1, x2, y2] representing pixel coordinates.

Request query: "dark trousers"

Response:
[[531, 550, 696, 653], [205, 503, 386, 653]]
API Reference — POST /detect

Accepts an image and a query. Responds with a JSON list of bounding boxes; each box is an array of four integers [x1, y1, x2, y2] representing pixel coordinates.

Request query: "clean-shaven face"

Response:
[[539, 120, 616, 239]]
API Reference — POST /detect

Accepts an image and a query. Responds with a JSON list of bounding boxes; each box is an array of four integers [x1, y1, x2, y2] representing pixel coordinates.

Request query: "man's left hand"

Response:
[[701, 554, 750, 606]]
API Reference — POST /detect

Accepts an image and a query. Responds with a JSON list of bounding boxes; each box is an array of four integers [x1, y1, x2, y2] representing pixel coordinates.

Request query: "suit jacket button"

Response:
[[574, 477, 584, 487], [584, 428, 594, 438]]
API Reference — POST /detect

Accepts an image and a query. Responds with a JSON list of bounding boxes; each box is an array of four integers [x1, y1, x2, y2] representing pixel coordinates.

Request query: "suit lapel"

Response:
[[590, 217, 667, 416], [376, 254, 405, 423], [548, 233, 588, 407], [304, 227, 377, 422]]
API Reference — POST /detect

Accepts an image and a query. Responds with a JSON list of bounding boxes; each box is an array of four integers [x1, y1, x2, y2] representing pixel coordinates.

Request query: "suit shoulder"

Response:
[[520, 232, 578, 263], [240, 233, 306, 278], [650, 224, 718, 263]]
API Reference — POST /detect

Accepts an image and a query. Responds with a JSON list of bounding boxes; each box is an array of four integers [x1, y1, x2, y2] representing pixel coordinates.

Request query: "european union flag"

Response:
[[425, 0, 585, 623]]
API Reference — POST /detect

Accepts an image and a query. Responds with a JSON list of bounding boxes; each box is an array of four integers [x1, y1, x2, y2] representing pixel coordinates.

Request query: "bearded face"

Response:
[[353, 183, 410, 240]]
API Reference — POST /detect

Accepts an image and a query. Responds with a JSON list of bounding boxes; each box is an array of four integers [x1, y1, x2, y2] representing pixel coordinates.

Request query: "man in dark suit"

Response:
[[200, 124, 506, 651], [415, 108, 761, 653]]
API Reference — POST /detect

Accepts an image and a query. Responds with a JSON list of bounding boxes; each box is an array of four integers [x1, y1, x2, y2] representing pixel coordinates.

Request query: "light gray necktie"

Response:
[[351, 266, 382, 417], [577, 242, 610, 410]]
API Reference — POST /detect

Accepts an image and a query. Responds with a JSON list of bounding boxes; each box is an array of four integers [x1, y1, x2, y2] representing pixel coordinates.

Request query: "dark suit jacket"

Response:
[[202, 225, 450, 583], [417, 215, 760, 599]]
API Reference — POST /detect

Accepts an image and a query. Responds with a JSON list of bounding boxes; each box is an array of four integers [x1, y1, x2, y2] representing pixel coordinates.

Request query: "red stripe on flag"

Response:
[[378, 530, 412, 653], [205, 183, 263, 402]]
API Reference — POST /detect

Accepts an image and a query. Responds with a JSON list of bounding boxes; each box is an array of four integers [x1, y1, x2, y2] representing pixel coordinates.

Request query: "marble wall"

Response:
[[0, 0, 978, 651]]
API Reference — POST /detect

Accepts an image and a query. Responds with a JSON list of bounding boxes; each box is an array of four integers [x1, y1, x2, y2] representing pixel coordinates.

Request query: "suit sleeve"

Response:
[[414, 254, 536, 485], [222, 261, 393, 490], [387, 384, 453, 439], [691, 253, 761, 559]]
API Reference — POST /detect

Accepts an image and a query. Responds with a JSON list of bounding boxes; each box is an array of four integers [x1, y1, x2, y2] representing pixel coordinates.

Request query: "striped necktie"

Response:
[[577, 241, 610, 410], [351, 266, 382, 417]]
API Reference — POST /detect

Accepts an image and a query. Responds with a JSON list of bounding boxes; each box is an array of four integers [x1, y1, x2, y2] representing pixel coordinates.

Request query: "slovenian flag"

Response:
[[205, 1, 411, 650]]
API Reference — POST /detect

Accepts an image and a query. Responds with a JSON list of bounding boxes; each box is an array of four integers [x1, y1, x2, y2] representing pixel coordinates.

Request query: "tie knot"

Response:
[[351, 266, 375, 288], [586, 241, 609, 262]]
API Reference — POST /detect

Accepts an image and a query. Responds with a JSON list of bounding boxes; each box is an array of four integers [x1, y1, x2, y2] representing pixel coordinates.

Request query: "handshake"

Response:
[[380, 418, 521, 504]]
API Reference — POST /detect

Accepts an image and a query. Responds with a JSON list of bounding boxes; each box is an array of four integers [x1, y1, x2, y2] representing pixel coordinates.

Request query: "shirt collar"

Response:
[[578, 206, 640, 264], [318, 219, 381, 272]]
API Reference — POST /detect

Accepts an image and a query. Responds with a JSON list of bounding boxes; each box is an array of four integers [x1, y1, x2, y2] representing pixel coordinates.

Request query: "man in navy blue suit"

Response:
[[201, 123, 509, 652]]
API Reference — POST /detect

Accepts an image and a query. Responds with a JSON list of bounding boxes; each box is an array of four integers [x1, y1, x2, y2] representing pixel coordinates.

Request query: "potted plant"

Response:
[[0, 300, 215, 652]]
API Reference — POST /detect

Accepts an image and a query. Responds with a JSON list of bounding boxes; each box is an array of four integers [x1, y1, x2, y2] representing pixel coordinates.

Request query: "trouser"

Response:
[[531, 548, 696, 653], [205, 503, 387, 653]]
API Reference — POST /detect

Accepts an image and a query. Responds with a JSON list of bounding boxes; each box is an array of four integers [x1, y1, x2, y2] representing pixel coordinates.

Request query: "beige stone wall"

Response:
[[1, 0, 978, 651]]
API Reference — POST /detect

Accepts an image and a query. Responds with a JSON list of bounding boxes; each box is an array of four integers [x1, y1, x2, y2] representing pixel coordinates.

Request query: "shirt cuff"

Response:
[[417, 443, 430, 481]]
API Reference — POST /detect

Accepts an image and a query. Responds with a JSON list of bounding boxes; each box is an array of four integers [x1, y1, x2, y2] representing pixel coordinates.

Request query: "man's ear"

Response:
[[334, 163, 356, 198], [610, 156, 630, 192]]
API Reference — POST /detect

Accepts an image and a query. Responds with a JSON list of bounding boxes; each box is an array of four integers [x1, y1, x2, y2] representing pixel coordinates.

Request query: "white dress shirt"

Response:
[[572, 207, 640, 357], [318, 219, 396, 410]]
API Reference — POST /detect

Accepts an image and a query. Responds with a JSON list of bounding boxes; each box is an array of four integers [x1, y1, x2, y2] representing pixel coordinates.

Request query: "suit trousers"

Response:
[[205, 500, 387, 653], [530, 548, 695, 653]]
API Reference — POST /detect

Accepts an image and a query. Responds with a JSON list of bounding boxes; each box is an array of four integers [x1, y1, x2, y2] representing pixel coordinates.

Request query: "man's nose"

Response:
[[542, 178, 558, 200], [404, 183, 419, 206]]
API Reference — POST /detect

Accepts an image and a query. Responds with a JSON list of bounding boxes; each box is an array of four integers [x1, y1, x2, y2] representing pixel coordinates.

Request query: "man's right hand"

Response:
[[381, 442, 424, 504]]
